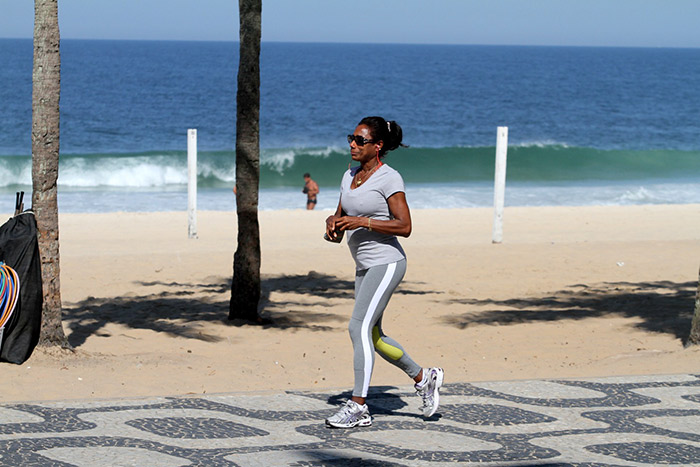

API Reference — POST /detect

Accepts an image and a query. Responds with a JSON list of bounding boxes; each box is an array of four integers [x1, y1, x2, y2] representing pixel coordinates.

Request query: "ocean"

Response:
[[1, 39, 699, 213]]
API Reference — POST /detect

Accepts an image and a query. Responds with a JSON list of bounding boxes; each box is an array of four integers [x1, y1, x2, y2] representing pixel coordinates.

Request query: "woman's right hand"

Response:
[[325, 215, 344, 242]]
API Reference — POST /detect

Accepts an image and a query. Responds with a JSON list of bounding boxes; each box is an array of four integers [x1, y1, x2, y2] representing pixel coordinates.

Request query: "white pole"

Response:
[[187, 128, 198, 239], [492, 126, 508, 244]]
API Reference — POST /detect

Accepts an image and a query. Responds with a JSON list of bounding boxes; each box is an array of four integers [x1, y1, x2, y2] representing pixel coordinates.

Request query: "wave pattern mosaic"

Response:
[[1, 374, 699, 466]]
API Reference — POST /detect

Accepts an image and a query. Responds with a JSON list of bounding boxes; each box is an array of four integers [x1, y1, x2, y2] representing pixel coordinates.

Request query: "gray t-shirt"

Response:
[[340, 164, 407, 270]]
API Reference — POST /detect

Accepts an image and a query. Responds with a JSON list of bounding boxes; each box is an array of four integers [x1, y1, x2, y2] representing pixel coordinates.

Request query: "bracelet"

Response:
[[368, 218, 372, 231]]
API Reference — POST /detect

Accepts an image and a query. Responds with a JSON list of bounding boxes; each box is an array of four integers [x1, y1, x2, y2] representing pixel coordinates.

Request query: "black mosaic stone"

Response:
[[125, 416, 269, 439], [0, 405, 96, 434], [296, 420, 562, 464], [162, 396, 329, 422], [443, 381, 661, 408], [683, 393, 700, 404], [585, 441, 700, 464], [440, 403, 558, 426], [582, 408, 700, 442]]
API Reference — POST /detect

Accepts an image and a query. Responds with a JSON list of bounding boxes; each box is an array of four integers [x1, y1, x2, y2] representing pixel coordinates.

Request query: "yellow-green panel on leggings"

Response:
[[372, 327, 404, 360]]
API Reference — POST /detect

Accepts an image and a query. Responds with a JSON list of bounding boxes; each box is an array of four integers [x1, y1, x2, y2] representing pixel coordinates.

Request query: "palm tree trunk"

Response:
[[687, 266, 700, 346], [32, 0, 69, 347], [229, 0, 262, 322]]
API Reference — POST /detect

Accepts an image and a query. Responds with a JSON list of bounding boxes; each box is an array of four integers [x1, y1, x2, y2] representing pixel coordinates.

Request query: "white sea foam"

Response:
[[198, 160, 236, 183], [0, 165, 29, 186], [514, 140, 570, 149], [260, 146, 341, 174], [616, 184, 699, 205], [261, 149, 296, 174], [59, 157, 187, 187], [619, 187, 657, 203], [306, 146, 342, 157]]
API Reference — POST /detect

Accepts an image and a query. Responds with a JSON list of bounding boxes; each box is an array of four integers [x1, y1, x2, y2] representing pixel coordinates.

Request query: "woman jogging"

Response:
[[324, 116, 443, 428]]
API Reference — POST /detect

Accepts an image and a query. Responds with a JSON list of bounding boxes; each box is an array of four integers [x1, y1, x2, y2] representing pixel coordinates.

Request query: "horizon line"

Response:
[[1, 36, 699, 50]]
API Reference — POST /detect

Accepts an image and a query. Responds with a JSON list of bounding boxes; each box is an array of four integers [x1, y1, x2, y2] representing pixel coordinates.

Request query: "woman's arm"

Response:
[[333, 192, 412, 238]]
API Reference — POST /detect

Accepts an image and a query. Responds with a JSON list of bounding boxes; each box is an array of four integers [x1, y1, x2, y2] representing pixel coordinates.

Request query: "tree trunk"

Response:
[[687, 266, 700, 346], [229, 0, 262, 322], [32, 0, 69, 347]]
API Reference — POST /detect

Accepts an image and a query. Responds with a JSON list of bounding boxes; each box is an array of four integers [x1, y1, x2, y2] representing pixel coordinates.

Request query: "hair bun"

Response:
[[358, 116, 404, 156], [385, 120, 402, 152]]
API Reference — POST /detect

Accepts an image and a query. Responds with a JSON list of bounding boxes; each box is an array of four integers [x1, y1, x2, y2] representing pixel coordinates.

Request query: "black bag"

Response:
[[0, 193, 43, 364]]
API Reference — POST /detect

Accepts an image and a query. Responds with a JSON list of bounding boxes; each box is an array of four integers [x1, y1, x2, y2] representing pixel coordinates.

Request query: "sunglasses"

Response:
[[347, 134, 377, 146]]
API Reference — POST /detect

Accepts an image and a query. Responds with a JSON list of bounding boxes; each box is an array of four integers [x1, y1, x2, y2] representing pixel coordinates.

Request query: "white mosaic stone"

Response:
[[438, 405, 610, 435], [472, 380, 606, 399], [37, 447, 191, 467], [0, 407, 43, 424], [205, 392, 331, 411], [36, 397, 171, 410], [351, 429, 501, 452], [581, 374, 698, 384]]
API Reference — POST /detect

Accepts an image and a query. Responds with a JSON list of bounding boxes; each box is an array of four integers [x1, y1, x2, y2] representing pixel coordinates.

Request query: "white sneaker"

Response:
[[415, 367, 444, 417], [325, 400, 372, 428]]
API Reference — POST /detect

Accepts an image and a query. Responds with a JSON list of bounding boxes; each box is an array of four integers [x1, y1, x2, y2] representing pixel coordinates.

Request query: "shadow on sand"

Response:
[[440, 280, 696, 344], [63, 271, 437, 348]]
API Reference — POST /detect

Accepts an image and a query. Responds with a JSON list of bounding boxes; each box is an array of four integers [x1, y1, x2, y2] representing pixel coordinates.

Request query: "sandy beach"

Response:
[[1, 204, 699, 403]]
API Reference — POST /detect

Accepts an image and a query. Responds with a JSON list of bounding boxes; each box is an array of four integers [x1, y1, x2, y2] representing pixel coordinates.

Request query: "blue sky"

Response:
[[1, 0, 699, 48]]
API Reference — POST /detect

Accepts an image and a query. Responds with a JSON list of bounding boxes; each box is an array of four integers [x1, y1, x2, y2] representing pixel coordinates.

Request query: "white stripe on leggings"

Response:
[[359, 261, 397, 397]]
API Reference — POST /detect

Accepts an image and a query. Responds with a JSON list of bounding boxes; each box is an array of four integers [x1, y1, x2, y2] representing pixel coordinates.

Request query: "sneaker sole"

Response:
[[424, 368, 444, 418], [325, 416, 372, 429]]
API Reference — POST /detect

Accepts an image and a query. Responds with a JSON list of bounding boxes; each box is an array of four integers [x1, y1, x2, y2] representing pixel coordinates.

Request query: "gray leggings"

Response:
[[349, 259, 422, 398]]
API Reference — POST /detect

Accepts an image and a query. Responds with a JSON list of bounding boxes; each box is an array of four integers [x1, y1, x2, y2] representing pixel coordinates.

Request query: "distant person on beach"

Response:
[[303, 173, 319, 210], [323, 116, 444, 428]]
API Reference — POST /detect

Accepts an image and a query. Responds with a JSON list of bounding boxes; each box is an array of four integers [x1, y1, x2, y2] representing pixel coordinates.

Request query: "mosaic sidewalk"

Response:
[[1, 374, 700, 466]]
